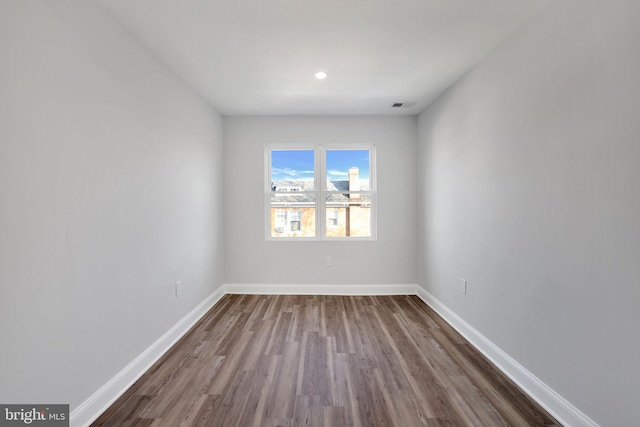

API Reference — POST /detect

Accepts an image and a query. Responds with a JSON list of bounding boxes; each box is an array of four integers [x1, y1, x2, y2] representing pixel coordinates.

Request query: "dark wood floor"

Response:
[[93, 294, 560, 426]]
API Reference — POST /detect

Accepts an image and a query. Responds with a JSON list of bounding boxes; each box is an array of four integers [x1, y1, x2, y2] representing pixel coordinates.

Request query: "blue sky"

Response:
[[271, 150, 315, 180], [271, 149, 370, 181]]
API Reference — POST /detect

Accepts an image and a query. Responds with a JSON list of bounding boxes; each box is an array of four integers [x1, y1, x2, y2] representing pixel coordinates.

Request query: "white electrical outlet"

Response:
[[325, 256, 332, 266], [175, 281, 182, 297], [459, 279, 467, 294]]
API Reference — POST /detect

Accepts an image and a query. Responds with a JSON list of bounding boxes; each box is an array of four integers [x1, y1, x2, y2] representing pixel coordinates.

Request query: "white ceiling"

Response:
[[98, 0, 550, 116]]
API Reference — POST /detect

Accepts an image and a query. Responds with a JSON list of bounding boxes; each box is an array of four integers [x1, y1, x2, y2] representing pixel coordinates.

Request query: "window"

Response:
[[327, 209, 338, 228], [275, 210, 286, 233], [274, 210, 303, 233], [266, 145, 376, 240], [289, 210, 301, 231]]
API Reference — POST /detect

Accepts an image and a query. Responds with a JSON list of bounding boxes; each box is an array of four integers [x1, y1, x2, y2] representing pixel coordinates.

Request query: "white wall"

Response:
[[417, 1, 640, 425], [224, 116, 417, 286], [0, 0, 224, 413]]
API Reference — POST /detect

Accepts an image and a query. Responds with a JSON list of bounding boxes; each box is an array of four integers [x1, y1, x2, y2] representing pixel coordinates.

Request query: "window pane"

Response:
[[289, 211, 301, 221], [326, 149, 369, 191], [271, 149, 315, 191], [325, 195, 371, 237], [269, 142, 316, 237]]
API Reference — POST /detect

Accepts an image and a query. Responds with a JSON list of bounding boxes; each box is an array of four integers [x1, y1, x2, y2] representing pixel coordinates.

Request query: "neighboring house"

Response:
[[270, 167, 371, 237]]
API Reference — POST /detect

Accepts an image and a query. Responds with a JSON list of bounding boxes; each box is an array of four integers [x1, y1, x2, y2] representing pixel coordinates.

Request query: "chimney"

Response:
[[348, 167, 360, 199]]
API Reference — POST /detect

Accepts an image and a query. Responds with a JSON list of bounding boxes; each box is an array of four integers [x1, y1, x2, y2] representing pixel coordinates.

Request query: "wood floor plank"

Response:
[[263, 341, 300, 420], [92, 295, 561, 427], [189, 394, 218, 427]]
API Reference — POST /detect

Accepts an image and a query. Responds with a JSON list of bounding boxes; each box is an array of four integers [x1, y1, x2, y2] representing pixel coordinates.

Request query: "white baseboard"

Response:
[[222, 283, 419, 295], [414, 287, 598, 427], [70, 286, 227, 427], [71, 283, 596, 427]]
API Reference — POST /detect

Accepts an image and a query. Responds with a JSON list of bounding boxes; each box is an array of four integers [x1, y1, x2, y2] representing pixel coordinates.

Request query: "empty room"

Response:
[[1, 0, 638, 426]]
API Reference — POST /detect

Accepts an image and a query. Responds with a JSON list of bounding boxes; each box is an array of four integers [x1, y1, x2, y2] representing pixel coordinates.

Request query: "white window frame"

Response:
[[265, 144, 377, 241]]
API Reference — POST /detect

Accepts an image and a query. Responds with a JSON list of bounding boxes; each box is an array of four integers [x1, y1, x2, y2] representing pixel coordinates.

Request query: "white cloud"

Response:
[[272, 167, 314, 179], [327, 169, 348, 178]]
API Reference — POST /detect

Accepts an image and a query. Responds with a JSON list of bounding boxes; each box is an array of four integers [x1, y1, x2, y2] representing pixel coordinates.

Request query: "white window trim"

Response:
[[265, 144, 377, 241]]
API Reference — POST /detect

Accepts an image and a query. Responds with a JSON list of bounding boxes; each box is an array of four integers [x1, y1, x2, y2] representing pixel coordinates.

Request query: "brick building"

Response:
[[270, 167, 370, 237]]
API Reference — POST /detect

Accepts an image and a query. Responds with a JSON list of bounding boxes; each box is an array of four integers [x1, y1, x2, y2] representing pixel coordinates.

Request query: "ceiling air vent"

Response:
[[392, 101, 418, 109]]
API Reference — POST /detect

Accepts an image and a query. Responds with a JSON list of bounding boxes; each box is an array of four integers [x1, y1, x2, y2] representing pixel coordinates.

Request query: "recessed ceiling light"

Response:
[[315, 71, 327, 80]]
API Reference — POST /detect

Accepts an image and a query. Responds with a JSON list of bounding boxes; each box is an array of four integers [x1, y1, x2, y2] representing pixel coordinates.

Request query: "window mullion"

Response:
[[316, 147, 325, 239]]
